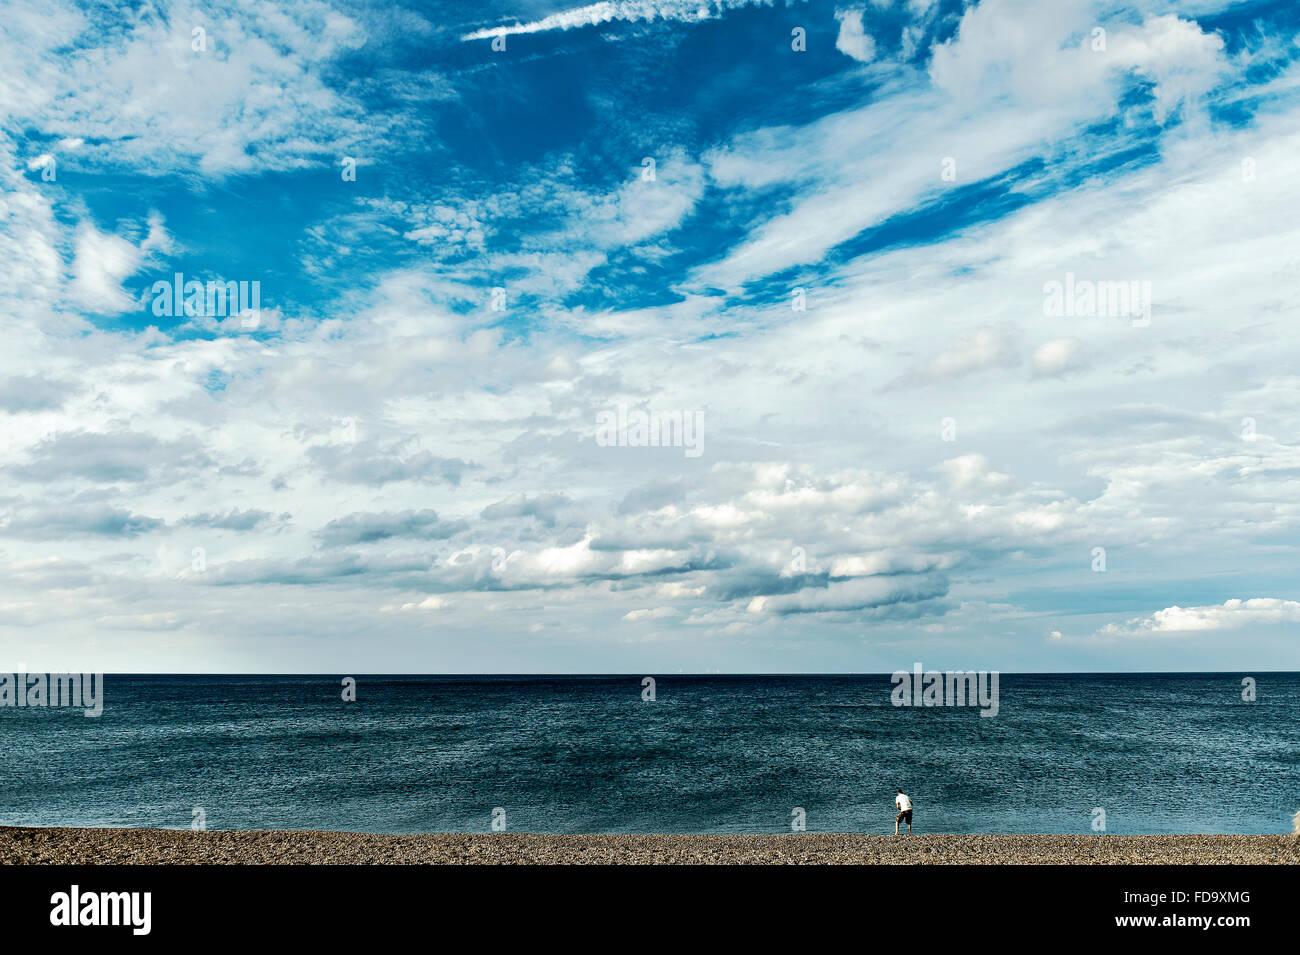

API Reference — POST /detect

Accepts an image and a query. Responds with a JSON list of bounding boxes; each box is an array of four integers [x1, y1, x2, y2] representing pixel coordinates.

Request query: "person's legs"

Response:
[[895, 810, 903, 835]]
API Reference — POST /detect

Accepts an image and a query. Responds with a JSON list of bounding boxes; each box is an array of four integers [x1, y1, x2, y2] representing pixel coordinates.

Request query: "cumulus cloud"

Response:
[[623, 606, 676, 621], [835, 9, 876, 62], [929, 2, 1226, 122], [66, 223, 144, 314], [395, 596, 447, 612], [748, 575, 950, 616], [1031, 338, 1086, 378], [7, 431, 212, 484], [480, 493, 571, 527], [885, 323, 1021, 390], [306, 440, 478, 487], [1100, 599, 1300, 636], [317, 509, 469, 547], [1, 501, 165, 539], [0, 376, 72, 412], [935, 454, 1013, 494], [1, 0, 1297, 672], [181, 509, 279, 531]]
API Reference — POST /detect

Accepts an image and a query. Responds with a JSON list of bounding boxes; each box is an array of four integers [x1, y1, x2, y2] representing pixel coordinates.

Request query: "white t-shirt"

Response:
[[896, 793, 912, 811]]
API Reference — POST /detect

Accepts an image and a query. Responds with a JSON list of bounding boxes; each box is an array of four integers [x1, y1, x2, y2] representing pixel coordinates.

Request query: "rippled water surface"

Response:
[[1, 674, 1295, 834]]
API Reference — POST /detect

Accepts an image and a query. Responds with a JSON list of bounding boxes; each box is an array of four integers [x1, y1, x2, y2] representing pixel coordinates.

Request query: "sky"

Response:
[[2, 0, 1299, 673]]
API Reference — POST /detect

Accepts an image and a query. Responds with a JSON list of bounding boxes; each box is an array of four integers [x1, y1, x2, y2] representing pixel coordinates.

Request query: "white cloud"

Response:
[[935, 454, 1013, 494], [460, 1, 761, 41], [67, 224, 145, 314], [886, 323, 1021, 389], [3, 0, 1299, 672], [623, 607, 677, 621], [4, 0, 370, 177], [929, 2, 1226, 121], [697, 1, 1233, 292], [398, 596, 448, 612], [1031, 338, 1086, 378], [1100, 599, 1300, 636], [835, 9, 876, 63]]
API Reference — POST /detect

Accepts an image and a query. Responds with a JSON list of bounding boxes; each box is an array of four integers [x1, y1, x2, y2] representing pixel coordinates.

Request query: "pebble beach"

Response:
[[3, 827, 1297, 865]]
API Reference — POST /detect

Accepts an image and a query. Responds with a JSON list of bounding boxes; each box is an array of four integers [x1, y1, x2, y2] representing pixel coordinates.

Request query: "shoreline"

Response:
[[3, 827, 1297, 865]]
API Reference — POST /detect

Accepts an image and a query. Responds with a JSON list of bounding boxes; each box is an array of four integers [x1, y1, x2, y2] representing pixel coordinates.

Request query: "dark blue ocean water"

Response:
[[1, 674, 1295, 834]]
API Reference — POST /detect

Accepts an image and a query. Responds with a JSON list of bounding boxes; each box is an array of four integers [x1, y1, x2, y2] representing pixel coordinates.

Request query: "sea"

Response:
[[1, 673, 1295, 835]]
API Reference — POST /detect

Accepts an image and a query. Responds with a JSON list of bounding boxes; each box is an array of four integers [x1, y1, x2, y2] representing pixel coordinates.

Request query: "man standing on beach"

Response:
[[895, 790, 913, 835]]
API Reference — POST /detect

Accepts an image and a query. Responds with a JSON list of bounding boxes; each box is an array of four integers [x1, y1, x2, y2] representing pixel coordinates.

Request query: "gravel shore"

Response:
[[2, 827, 1297, 864]]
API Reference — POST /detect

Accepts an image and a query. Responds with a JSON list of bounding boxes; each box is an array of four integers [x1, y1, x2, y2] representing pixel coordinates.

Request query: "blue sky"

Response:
[[3, 0, 1300, 672]]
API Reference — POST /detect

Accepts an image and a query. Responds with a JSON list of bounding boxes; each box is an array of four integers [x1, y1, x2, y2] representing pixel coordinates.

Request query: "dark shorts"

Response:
[[896, 809, 912, 823]]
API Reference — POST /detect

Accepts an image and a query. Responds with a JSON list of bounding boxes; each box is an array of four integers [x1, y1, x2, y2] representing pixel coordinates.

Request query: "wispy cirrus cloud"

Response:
[[1, 0, 1299, 673], [460, 0, 763, 41]]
